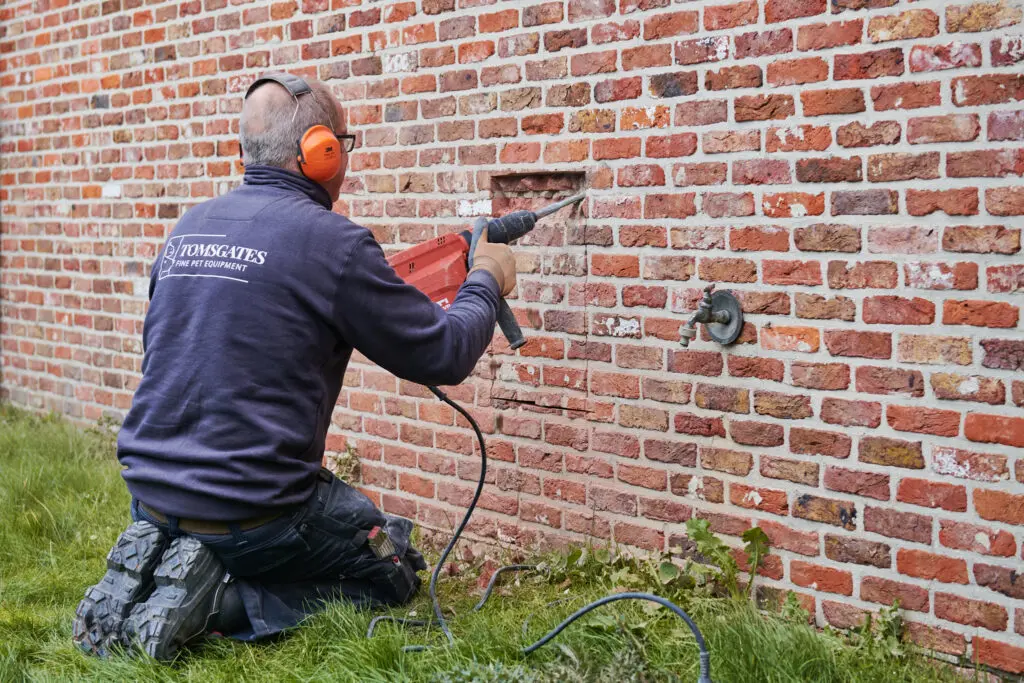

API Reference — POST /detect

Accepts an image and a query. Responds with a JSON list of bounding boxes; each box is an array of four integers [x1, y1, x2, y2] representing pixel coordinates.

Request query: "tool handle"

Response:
[[496, 299, 526, 350], [486, 210, 535, 245], [469, 217, 526, 351]]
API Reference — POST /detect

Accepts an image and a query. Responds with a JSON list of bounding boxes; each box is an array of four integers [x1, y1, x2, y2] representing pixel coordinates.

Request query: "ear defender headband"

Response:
[[243, 72, 342, 184]]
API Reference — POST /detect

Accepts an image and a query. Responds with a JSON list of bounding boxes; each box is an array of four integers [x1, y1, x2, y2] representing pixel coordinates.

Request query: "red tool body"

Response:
[[387, 230, 473, 311]]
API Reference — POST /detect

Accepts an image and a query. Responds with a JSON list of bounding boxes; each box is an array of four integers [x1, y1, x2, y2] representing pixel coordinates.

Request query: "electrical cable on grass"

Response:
[[371, 388, 713, 681], [520, 592, 712, 683], [473, 564, 536, 612], [421, 385, 488, 647]]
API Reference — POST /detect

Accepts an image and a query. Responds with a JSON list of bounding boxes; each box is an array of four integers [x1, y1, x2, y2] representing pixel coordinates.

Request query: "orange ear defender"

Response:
[[297, 124, 341, 183], [243, 72, 342, 184]]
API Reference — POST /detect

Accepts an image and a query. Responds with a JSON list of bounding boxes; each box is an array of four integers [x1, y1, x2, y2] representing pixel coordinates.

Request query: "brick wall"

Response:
[[2, 0, 1024, 671]]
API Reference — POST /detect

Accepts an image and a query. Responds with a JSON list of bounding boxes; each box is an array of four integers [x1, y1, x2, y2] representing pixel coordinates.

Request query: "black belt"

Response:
[[139, 502, 287, 535]]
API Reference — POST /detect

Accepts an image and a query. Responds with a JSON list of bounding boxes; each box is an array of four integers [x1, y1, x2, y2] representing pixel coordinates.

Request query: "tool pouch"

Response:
[[362, 524, 424, 605]]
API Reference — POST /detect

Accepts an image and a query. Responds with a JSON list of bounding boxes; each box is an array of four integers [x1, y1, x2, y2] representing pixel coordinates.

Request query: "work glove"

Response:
[[469, 226, 517, 297]]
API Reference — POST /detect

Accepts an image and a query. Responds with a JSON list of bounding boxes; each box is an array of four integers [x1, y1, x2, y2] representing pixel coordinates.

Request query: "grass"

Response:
[[0, 404, 978, 682]]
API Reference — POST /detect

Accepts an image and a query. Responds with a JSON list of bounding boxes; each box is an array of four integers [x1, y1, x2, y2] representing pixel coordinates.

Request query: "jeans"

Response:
[[131, 468, 424, 640]]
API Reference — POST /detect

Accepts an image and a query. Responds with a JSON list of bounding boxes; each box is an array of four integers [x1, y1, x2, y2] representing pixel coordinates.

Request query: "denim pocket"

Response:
[[198, 516, 311, 579]]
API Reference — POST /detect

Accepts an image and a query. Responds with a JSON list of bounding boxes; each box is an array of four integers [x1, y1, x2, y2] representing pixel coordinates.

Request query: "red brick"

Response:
[[618, 164, 665, 187], [614, 522, 664, 551], [642, 10, 698, 39], [990, 109, 1024, 141], [643, 439, 696, 465], [871, 10, 939, 42], [863, 296, 935, 325], [948, 2, 1023, 32], [649, 72, 699, 99], [768, 57, 829, 86], [791, 560, 853, 596], [704, 193, 755, 218], [974, 638, 1024, 675], [763, 260, 821, 286], [728, 356, 785, 382], [904, 623, 966, 657], [791, 427, 852, 458], [622, 44, 672, 71], [592, 431, 639, 458], [767, 125, 833, 153], [896, 478, 966, 512], [865, 507, 932, 543], [975, 563, 1024, 600], [589, 485, 637, 516], [825, 535, 890, 568], [823, 330, 891, 359], [766, 0, 826, 23], [940, 520, 1016, 557], [798, 19, 863, 50], [932, 446, 1009, 482], [824, 467, 890, 501], [675, 412, 726, 437], [944, 299, 1019, 328], [734, 94, 795, 122], [701, 447, 753, 476], [801, 88, 865, 116], [898, 548, 968, 584], [834, 48, 904, 80], [592, 19, 640, 44], [822, 398, 882, 427], [640, 497, 691, 523], [706, 65, 763, 91], [618, 463, 667, 491], [822, 601, 868, 630], [645, 193, 697, 218], [953, 74, 1024, 106], [796, 157, 862, 183], [705, 1, 758, 30], [794, 494, 856, 530], [975, 488, 1024, 525], [837, 121, 901, 148], [568, 0, 615, 22], [730, 420, 785, 447], [861, 576, 929, 611], [760, 327, 824, 356], [675, 36, 731, 66], [931, 373, 1004, 405], [761, 456, 819, 486], [667, 350, 723, 376], [935, 593, 1007, 632], [730, 483, 788, 516], [859, 436, 924, 469], [735, 28, 794, 59], [988, 186, 1024, 215]]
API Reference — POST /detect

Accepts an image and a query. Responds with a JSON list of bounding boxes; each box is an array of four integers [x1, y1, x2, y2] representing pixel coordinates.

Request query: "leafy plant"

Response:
[[741, 527, 770, 600], [780, 591, 810, 625], [852, 599, 905, 663], [325, 442, 361, 483]]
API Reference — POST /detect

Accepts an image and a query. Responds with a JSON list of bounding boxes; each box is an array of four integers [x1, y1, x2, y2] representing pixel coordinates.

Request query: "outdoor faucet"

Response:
[[679, 284, 744, 348]]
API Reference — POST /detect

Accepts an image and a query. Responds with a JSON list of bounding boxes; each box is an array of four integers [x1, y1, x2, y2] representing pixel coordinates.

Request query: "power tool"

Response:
[[387, 192, 587, 350]]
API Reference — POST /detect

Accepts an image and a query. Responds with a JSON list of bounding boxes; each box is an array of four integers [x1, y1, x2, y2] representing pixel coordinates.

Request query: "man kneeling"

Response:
[[72, 72, 515, 660]]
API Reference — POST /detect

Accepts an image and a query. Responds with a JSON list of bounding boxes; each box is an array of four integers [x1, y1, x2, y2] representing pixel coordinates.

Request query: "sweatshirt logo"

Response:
[[159, 234, 268, 284]]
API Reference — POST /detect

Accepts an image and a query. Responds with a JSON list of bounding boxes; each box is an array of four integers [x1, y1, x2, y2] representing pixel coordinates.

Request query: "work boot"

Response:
[[207, 579, 249, 637], [73, 520, 169, 657], [121, 535, 228, 661]]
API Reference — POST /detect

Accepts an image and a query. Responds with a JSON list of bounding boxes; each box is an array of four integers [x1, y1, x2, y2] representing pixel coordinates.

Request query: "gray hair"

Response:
[[240, 81, 340, 168]]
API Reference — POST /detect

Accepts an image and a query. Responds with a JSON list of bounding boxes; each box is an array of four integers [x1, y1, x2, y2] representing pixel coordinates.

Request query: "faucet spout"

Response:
[[678, 284, 744, 348]]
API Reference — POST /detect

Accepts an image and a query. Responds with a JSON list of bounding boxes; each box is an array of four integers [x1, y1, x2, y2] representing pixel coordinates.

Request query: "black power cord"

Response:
[[369, 386, 714, 682]]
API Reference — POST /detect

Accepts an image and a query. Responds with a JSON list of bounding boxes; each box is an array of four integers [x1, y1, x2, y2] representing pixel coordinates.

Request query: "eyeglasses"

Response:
[[337, 133, 356, 153]]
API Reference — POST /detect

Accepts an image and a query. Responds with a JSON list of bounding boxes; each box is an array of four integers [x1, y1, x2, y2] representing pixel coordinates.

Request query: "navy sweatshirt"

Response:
[[117, 166, 500, 520]]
